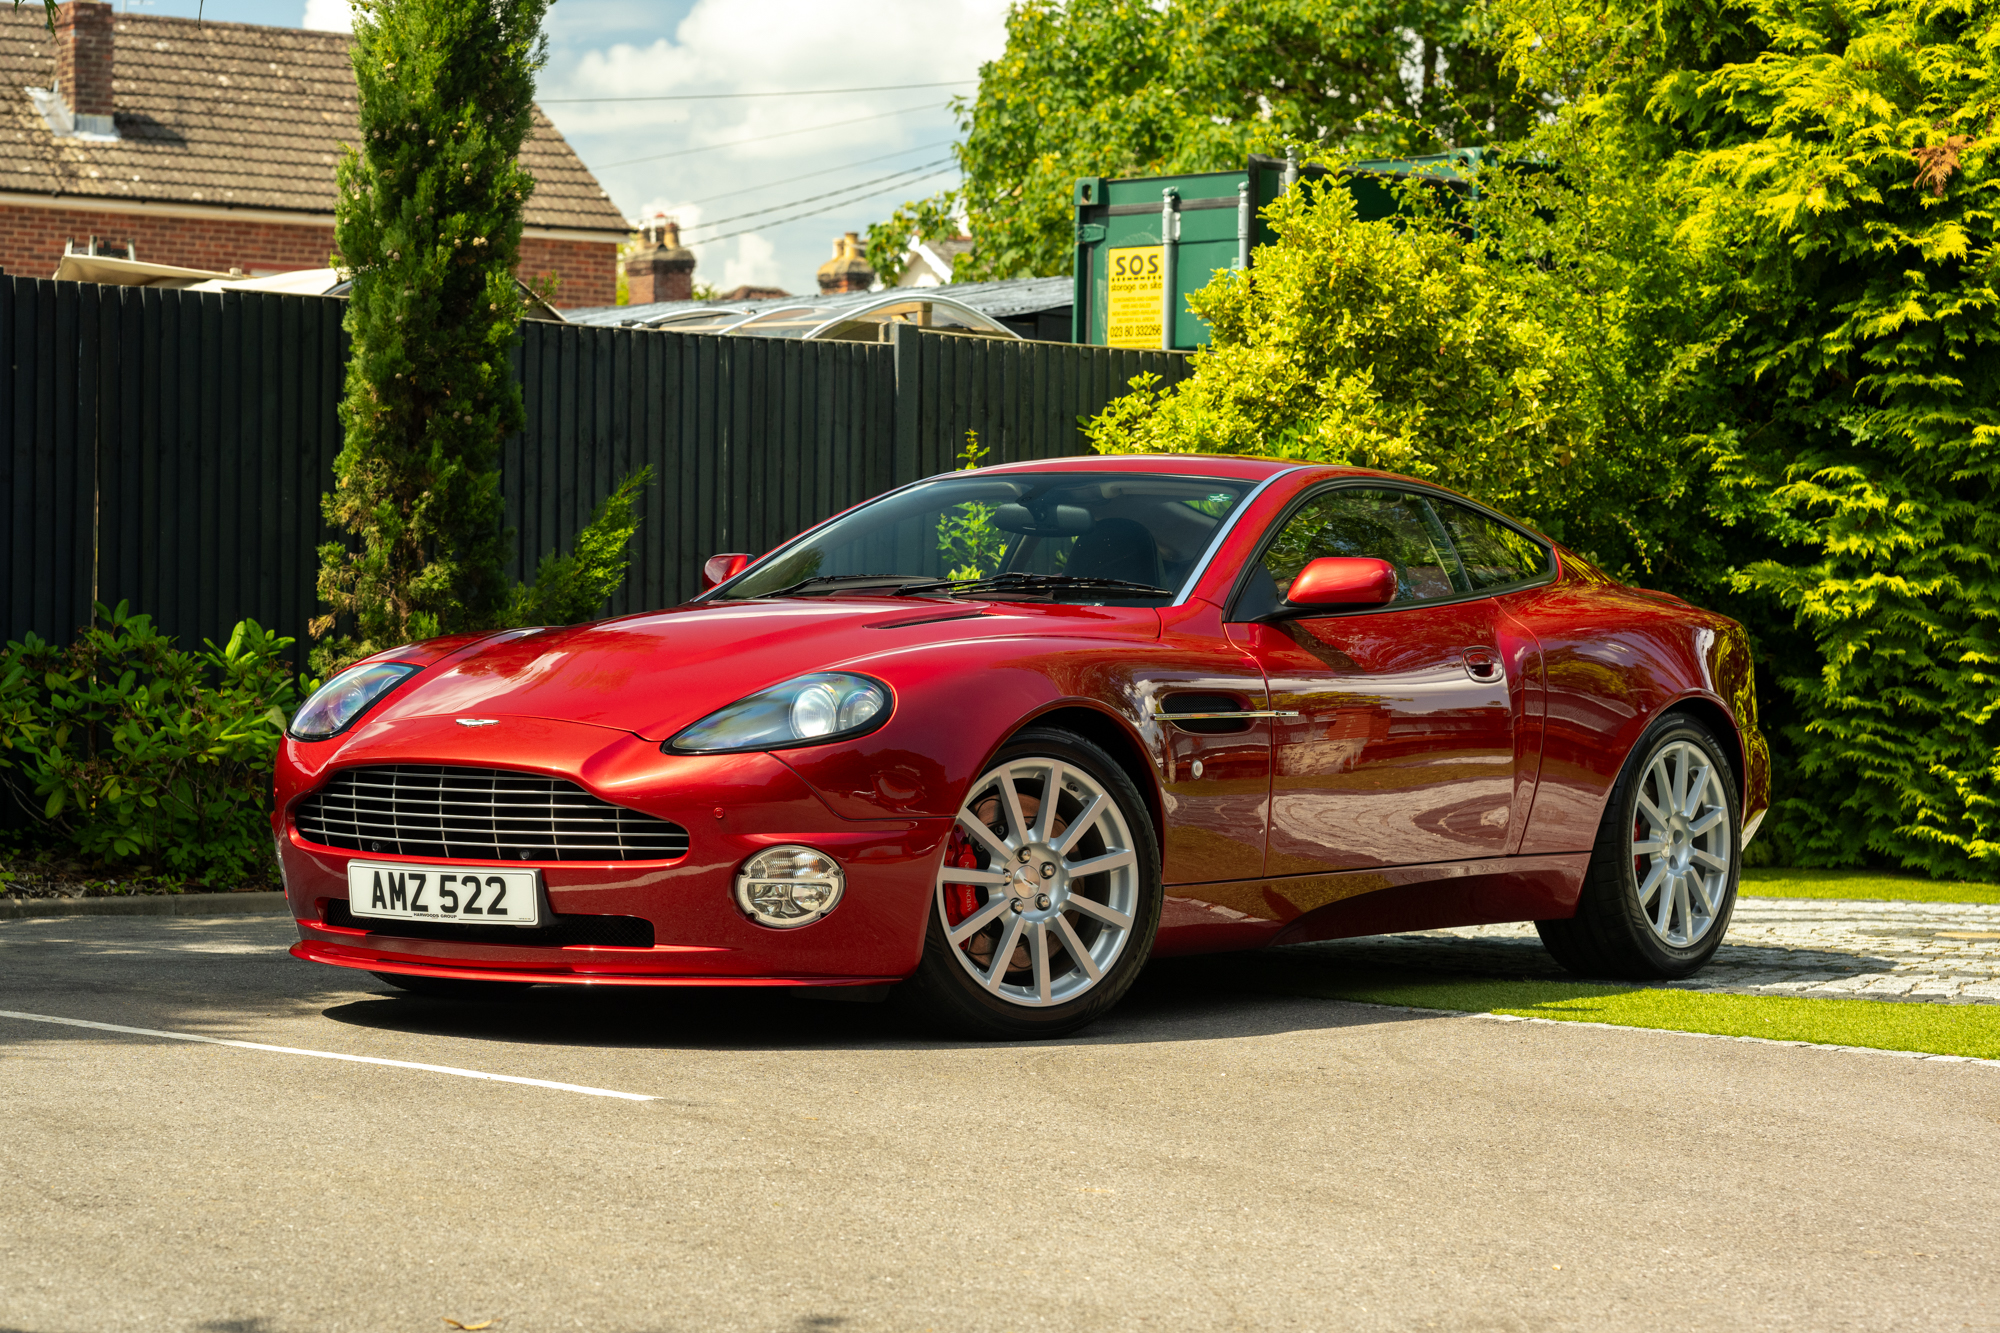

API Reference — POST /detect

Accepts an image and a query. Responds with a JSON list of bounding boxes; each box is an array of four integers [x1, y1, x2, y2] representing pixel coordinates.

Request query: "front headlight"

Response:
[[289, 661, 421, 741], [666, 672, 890, 754]]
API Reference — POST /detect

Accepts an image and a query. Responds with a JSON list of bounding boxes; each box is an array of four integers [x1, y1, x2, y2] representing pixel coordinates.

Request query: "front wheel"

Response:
[[897, 727, 1162, 1040], [1536, 717, 1741, 979]]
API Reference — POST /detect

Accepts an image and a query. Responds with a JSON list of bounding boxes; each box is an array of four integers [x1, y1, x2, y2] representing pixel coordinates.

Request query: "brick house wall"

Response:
[[0, 202, 334, 277], [0, 10, 627, 307], [518, 235, 617, 309], [0, 201, 616, 305]]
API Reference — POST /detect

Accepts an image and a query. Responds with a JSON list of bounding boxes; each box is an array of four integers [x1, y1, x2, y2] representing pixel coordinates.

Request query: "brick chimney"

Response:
[[817, 232, 875, 295], [625, 218, 696, 305], [56, 2, 115, 130]]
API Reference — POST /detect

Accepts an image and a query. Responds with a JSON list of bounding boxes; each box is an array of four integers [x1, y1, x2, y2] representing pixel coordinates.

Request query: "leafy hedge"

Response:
[[0, 603, 301, 886], [1653, 0, 2000, 875], [1090, 0, 2000, 879]]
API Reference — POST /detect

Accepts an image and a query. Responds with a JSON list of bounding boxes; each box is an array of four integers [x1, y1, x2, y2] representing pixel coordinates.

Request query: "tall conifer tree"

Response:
[[314, 0, 644, 674]]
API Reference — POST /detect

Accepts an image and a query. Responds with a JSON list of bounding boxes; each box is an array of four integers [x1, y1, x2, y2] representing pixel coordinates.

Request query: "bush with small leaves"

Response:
[[0, 603, 303, 886]]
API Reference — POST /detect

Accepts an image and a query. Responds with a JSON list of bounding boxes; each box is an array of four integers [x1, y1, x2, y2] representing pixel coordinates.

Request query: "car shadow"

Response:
[[315, 926, 1908, 1055], [315, 950, 1451, 1054], [1281, 930, 1900, 983]]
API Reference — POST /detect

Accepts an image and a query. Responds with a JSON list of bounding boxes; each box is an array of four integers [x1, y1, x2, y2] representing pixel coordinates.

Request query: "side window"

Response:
[[1428, 497, 1551, 592], [1237, 487, 1463, 618]]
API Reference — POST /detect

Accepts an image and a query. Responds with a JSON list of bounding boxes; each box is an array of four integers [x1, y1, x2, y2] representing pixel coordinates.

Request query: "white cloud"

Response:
[[301, 0, 353, 31], [539, 0, 1009, 299], [720, 234, 779, 291]]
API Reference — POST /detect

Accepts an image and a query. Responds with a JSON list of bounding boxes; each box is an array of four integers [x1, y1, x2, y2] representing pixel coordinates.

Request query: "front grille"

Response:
[[295, 764, 689, 862], [321, 898, 655, 948]]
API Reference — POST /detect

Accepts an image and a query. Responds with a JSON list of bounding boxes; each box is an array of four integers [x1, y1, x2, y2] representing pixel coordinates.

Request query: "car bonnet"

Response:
[[361, 597, 1155, 743]]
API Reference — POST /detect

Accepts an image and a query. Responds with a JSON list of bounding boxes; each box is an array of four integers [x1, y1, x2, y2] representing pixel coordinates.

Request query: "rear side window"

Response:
[[1428, 497, 1551, 592], [1240, 488, 1460, 617]]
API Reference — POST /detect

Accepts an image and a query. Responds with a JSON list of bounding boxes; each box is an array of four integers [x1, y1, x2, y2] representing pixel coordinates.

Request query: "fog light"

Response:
[[734, 846, 845, 929]]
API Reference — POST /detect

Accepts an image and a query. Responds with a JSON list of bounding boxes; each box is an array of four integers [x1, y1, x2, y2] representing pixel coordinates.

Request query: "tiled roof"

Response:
[[0, 9, 627, 234]]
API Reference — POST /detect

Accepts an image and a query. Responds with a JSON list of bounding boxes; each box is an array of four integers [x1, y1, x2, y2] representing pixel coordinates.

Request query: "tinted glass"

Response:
[[1242, 487, 1462, 617], [716, 472, 1252, 604], [1430, 498, 1550, 591]]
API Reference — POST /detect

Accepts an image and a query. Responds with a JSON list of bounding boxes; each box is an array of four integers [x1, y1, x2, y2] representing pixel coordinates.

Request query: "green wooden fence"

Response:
[[2, 277, 1193, 660]]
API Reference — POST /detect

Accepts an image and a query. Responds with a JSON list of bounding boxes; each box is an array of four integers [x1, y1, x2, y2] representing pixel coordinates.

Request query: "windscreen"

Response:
[[715, 471, 1254, 604]]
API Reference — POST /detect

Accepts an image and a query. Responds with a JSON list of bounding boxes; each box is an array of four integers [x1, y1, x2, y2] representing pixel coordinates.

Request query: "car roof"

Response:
[[975, 454, 1374, 482]]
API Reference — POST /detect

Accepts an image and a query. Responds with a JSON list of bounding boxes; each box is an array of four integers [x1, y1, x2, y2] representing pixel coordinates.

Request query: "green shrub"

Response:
[[1089, 0, 2000, 881], [0, 603, 302, 886]]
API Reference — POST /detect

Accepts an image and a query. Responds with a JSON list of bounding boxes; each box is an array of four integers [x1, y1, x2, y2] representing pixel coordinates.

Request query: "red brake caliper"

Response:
[[942, 826, 983, 926]]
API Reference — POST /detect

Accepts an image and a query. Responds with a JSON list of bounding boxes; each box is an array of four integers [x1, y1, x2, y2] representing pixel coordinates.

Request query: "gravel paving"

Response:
[[1293, 895, 2000, 1003]]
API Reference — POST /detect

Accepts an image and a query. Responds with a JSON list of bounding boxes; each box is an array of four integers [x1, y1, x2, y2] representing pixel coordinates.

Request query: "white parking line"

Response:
[[0, 1009, 656, 1101]]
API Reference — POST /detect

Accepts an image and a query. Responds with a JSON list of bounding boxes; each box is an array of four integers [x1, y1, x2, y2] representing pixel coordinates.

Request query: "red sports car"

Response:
[[278, 455, 1768, 1039]]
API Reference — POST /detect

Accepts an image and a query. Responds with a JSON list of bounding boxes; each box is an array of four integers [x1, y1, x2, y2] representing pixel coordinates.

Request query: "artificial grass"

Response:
[[1261, 962, 2000, 1060], [1740, 867, 2000, 905]]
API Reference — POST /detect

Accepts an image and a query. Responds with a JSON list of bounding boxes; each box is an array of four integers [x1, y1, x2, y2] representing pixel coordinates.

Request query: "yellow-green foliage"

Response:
[[1091, 0, 2000, 881], [1087, 179, 1724, 577], [867, 0, 1545, 284], [1659, 0, 2000, 879]]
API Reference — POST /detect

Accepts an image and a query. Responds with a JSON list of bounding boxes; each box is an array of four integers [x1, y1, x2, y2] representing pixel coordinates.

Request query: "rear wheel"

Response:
[[1536, 717, 1740, 979], [370, 971, 534, 1000], [898, 727, 1162, 1040]]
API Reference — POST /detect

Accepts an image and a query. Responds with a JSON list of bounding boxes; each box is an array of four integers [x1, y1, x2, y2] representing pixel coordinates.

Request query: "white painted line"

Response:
[[0, 1009, 656, 1101]]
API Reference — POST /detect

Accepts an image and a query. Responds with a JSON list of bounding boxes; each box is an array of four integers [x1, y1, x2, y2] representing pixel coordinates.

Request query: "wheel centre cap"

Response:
[[1012, 846, 1066, 910], [1666, 820, 1693, 869]]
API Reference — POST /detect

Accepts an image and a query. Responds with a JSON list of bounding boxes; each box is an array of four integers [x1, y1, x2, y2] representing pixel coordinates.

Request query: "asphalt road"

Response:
[[1, 915, 1995, 1333]]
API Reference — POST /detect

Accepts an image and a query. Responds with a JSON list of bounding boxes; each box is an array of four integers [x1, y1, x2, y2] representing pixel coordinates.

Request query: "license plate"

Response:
[[345, 861, 543, 927]]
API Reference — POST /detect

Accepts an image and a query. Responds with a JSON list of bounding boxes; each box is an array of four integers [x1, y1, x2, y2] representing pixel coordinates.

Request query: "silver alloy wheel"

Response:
[[1631, 739, 1732, 948], [936, 757, 1140, 1008]]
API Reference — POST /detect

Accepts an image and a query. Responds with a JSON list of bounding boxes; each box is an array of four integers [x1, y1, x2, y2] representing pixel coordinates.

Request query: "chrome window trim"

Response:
[[1222, 476, 1558, 621], [1169, 466, 1305, 607]]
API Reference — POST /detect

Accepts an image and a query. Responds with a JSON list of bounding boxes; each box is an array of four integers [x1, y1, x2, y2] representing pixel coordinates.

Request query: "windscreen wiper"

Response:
[[752, 574, 919, 598], [894, 572, 1175, 599]]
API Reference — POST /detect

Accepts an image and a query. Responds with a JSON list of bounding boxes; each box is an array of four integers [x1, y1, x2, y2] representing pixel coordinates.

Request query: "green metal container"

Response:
[[1070, 149, 1485, 349]]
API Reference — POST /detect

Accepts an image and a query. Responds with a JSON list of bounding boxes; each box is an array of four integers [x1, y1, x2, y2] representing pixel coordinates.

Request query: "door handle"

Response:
[[1462, 649, 1503, 683]]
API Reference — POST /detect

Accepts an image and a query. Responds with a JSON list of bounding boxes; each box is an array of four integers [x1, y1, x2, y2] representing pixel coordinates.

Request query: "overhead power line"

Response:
[[676, 140, 952, 209], [590, 102, 952, 171], [541, 80, 974, 104], [692, 166, 961, 248], [682, 158, 955, 234]]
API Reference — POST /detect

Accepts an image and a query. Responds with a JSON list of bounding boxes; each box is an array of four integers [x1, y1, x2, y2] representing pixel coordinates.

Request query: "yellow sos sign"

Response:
[[1106, 245, 1164, 348]]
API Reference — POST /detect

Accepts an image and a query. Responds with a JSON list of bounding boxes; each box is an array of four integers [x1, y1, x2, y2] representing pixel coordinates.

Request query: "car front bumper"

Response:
[[277, 722, 949, 987]]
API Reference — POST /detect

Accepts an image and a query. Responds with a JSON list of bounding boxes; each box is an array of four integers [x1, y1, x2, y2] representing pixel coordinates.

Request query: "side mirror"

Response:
[[701, 553, 752, 591], [1283, 557, 1397, 611]]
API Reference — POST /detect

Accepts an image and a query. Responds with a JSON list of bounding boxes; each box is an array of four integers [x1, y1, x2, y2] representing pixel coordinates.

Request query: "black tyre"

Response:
[[369, 971, 534, 1000], [1536, 716, 1741, 980], [896, 727, 1163, 1040]]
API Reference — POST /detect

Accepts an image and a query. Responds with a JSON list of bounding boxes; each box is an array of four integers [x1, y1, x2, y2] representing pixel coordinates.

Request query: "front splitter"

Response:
[[292, 939, 904, 989]]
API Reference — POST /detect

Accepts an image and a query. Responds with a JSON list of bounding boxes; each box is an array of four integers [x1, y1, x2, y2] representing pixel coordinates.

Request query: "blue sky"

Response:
[[110, 0, 1008, 295]]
